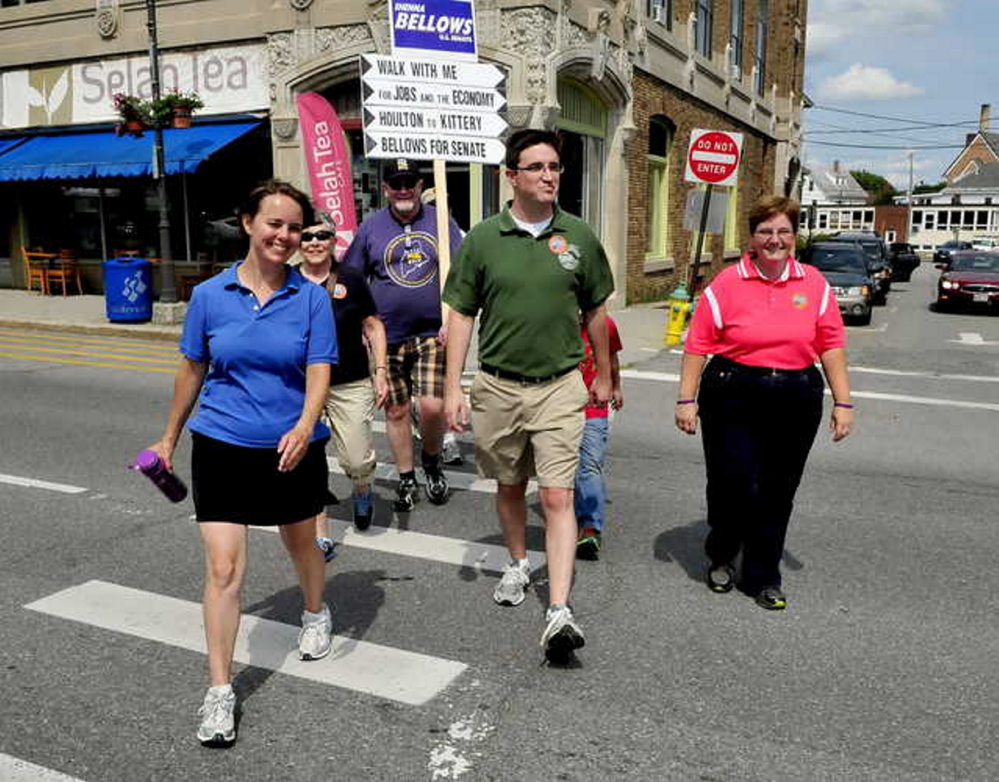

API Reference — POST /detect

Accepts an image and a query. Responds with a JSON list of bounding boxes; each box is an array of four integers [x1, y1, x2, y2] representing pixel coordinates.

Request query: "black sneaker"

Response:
[[393, 475, 419, 512], [575, 528, 601, 560], [706, 564, 735, 594], [423, 454, 450, 505], [754, 585, 787, 610]]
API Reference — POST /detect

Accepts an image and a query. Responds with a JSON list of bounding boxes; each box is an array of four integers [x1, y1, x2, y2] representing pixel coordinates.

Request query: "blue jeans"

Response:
[[574, 416, 609, 532]]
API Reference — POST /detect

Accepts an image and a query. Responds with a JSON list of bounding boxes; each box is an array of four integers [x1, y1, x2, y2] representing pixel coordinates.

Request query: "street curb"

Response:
[[0, 318, 181, 343]]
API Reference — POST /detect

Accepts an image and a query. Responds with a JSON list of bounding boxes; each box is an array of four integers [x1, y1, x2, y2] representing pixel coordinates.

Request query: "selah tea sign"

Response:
[[1, 43, 267, 129]]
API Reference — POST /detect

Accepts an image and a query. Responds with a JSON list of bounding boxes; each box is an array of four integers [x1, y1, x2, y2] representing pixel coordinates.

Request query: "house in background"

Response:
[[800, 161, 873, 233], [894, 104, 999, 250]]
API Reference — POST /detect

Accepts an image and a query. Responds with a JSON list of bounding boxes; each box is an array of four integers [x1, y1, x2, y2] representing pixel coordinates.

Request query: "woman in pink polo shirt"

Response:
[[675, 195, 854, 610]]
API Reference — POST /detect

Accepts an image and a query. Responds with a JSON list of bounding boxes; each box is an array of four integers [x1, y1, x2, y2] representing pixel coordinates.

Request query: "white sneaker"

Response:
[[493, 560, 531, 606], [298, 603, 333, 661], [540, 605, 585, 655], [197, 685, 236, 746]]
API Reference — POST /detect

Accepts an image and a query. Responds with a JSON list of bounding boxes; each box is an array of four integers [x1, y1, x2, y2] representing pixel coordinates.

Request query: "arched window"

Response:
[[646, 115, 675, 258]]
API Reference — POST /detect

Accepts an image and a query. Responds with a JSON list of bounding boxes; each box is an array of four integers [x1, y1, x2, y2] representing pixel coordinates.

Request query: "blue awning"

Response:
[[0, 122, 260, 181], [0, 136, 25, 155]]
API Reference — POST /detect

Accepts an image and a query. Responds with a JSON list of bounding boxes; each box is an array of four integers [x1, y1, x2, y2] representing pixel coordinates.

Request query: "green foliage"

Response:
[[913, 181, 947, 194], [850, 169, 896, 205]]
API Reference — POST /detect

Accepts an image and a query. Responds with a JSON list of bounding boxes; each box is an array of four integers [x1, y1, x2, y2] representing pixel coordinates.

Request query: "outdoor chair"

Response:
[[22, 248, 56, 295], [46, 250, 84, 296]]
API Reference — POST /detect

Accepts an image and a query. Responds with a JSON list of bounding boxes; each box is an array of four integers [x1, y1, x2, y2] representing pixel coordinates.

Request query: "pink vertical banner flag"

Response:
[[296, 92, 358, 261]]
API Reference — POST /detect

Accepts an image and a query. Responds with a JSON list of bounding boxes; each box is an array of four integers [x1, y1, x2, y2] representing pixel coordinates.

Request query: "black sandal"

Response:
[[706, 564, 735, 594]]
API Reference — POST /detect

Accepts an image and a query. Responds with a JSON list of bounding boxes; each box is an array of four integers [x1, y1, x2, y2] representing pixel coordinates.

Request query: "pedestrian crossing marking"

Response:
[[254, 518, 547, 574], [0, 473, 88, 494], [0, 753, 85, 782], [25, 580, 467, 707]]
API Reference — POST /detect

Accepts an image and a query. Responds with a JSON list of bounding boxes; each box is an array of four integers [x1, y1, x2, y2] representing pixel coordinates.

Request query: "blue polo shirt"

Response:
[[180, 263, 338, 448]]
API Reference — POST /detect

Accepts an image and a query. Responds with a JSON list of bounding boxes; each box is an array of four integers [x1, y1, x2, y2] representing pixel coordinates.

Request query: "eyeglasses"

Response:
[[513, 162, 564, 174], [753, 228, 795, 239], [386, 175, 419, 190], [301, 230, 334, 243]]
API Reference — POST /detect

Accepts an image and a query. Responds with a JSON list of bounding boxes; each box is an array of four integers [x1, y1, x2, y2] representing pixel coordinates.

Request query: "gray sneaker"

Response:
[[540, 605, 585, 655], [493, 560, 531, 606], [298, 603, 333, 661], [441, 433, 463, 465], [197, 686, 236, 746]]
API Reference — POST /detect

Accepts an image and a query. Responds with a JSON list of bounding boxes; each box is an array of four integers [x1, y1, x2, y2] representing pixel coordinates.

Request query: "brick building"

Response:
[[1, 0, 807, 303]]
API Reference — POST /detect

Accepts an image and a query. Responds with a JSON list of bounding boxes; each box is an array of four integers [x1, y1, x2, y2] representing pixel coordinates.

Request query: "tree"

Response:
[[850, 170, 897, 205], [913, 181, 947, 195]]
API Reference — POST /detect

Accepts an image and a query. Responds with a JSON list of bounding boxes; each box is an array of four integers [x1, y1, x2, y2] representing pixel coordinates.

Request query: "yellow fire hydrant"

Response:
[[664, 283, 692, 346]]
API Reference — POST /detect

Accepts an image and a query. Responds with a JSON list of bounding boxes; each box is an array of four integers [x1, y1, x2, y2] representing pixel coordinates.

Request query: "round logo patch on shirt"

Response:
[[558, 251, 580, 271], [548, 235, 568, 255], [332, 283, 348, 300], [383, 231, 438, 288], [791, 292, 808, 309]]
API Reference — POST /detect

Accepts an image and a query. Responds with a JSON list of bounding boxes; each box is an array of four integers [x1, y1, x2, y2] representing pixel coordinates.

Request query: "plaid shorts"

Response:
[[386, 335, 445, 406]]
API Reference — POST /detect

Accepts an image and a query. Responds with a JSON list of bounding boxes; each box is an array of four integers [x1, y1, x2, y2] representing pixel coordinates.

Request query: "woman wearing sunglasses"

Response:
[[299, 221, 390, 538]]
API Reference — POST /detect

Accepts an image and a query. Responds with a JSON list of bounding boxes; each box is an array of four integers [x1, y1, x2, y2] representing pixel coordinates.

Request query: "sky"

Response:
[[803, 0, 999, 189]]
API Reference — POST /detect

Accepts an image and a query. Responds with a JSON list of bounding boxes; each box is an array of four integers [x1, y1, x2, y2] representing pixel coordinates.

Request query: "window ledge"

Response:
[[723, 249, 742, 261], [644, 256, 675, 274]]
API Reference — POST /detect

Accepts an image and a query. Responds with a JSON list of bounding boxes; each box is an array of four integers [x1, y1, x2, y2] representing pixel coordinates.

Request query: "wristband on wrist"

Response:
[[833, 401, 854, 409], [676, 399, 696, 405]]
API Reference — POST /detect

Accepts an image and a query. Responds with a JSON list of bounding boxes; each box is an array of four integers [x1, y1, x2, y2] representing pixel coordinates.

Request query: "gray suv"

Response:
[[827, 232, 892, 305]]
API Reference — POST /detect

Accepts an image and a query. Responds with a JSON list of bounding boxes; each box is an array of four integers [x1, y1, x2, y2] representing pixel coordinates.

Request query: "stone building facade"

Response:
[[1, 0, 807, 302]]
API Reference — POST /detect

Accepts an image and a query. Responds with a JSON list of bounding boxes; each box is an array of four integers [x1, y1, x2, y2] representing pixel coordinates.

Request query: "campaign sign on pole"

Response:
[[297, 92, 358, 260], [684, 128, 743, 187], [390, 0, 477, 61], [360, 53, 506, 164]]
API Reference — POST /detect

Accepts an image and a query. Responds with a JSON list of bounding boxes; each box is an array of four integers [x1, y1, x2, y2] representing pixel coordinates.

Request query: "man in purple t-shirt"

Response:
[[343, 159, 463, 513]]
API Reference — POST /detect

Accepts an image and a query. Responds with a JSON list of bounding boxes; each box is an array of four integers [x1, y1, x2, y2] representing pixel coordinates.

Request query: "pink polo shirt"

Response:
[[685, 255, 846, 369]]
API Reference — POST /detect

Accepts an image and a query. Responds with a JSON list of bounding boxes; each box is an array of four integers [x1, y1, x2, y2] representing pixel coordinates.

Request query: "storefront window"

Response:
[[556, 77, 607, 236], [646, 116, 674, 258]]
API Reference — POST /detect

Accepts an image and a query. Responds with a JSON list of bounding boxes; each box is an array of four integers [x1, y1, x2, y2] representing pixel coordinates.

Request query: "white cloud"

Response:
[[807, 0, 949, 52], [819, 64, 924, 101]]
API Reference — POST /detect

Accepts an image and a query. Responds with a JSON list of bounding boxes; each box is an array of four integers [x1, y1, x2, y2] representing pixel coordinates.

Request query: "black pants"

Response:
[[698, 356, 824, 592]]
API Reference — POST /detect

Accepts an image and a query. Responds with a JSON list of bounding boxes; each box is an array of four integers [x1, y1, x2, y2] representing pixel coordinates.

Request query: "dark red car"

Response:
[[935, 251, 999, 312]]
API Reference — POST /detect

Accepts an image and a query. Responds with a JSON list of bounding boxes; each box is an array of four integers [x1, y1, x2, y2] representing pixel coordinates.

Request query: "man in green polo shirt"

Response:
[[443, 128, 614, 659]]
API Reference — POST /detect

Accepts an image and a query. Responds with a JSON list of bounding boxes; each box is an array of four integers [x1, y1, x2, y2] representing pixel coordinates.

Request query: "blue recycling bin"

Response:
[[103, 257, 153, 323]]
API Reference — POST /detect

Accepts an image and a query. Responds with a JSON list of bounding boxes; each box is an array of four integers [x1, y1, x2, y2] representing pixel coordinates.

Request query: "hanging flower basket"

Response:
[[111, 93, 151, 136], [152, 90, 204, 129]]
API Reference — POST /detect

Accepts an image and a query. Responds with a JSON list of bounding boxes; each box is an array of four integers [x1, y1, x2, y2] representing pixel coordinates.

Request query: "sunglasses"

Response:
[[386, 175, 419, 190], [300, 230, 334, 242]]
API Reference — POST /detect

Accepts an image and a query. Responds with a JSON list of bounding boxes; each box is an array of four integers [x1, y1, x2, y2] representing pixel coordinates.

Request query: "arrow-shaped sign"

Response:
[[362, 77, 505, 113], [363, 106, 507, 138], [364, 131, 505, 164], [361, 54, 504, 89]]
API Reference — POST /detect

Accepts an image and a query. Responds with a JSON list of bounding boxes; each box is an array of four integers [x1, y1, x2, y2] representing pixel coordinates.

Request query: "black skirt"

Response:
[[191, 432, 329, 525]]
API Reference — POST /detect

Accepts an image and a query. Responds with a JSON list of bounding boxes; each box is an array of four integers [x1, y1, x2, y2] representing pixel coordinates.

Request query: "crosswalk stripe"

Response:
[[25, 580, 467, 707], [0, 753, 86, 782], [328, 459, 538, 495], [254, 518, 547, 574], [0, 473, 88, 494]]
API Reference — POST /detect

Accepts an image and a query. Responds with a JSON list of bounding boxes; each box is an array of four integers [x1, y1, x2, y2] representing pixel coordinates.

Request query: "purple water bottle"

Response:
[[130, 449, 188, 503]]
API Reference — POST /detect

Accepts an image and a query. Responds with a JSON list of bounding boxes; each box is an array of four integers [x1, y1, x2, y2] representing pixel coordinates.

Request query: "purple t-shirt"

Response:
[[343, 204, 463, 345]]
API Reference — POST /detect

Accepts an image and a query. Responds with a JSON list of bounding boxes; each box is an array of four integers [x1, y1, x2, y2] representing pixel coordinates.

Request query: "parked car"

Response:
[[971, 236, 999, 251], [827, 232, 891, 304], [802, 242, 873, 325], [935, 251, 999, 312], [888, 242, 921, 282], [932, 240, 972, 267]]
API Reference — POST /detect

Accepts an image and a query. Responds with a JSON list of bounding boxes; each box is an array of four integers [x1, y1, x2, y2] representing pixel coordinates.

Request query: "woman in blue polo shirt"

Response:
[[146, 180, 338, 747]]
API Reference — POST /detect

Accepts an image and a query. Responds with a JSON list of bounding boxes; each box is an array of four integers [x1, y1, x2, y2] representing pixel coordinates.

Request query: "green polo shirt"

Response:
[[443, 203, 614, 377]]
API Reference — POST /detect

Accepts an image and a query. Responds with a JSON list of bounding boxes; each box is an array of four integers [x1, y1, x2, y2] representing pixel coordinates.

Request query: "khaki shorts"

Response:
[[323, 378, 377, 483], [470, 369, 588, 488], [387, 335, 445, 407]]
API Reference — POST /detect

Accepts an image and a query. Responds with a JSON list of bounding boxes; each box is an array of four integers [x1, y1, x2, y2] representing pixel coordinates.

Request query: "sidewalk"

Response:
[[0, 289, 670, 365]]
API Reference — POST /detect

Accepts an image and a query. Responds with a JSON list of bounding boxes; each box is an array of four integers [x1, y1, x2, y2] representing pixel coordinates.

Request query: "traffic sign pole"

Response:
[[690, 185, 712, 292]]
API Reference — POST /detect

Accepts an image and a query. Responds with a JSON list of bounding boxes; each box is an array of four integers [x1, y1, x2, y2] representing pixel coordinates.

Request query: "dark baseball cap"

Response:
[[382, 159, 423, 182]]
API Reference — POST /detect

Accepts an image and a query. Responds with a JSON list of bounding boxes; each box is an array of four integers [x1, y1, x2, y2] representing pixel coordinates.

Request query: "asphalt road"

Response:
[[0, 263, 996, 781]]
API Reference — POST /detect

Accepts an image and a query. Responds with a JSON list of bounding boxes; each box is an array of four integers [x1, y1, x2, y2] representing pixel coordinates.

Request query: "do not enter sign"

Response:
[[684, 128, 744, 187]]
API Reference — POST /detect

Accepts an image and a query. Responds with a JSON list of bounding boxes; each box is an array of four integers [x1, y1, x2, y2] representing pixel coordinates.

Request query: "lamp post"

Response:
[[146, 0, 177, 303]]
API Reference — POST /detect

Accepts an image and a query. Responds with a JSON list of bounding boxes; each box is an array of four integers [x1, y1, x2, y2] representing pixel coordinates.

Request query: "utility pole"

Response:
[[146, 0, 177, 303], [907, 151, 914, 244]]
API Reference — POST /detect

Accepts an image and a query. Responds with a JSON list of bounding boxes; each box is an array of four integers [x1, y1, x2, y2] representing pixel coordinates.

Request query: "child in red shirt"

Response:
[[575, 314, 624, 559]]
